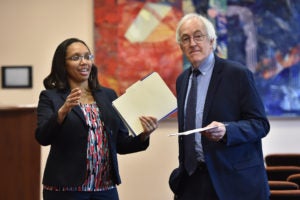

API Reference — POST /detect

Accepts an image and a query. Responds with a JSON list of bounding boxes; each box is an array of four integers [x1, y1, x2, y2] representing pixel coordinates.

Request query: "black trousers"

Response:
[[176, 164, 219, 200], [43, 188, 119, 200]]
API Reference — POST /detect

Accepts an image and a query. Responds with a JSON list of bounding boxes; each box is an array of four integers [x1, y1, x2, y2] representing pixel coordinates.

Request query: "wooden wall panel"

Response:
[[0, 107, 40, 200]]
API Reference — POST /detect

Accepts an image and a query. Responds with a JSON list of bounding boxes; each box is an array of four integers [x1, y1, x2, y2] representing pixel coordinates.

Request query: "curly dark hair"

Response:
[[43, 38, 101, 90]]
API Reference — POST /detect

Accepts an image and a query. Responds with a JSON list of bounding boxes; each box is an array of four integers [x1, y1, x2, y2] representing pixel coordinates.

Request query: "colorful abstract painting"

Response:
[[94, 0, 300, 117], [94, 0, 183, 96], [201, 0, 300, 117]]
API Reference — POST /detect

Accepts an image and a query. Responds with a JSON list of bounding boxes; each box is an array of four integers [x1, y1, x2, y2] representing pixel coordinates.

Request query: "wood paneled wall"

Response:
[[0, 106, 40, 200]]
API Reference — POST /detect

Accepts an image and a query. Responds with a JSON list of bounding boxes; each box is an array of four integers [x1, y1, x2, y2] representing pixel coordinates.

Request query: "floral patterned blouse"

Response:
[[44, 102, 115, 191]]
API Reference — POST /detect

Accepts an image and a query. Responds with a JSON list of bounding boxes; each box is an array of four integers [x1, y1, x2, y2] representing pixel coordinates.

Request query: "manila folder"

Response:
[[112, 72, 177, 136]]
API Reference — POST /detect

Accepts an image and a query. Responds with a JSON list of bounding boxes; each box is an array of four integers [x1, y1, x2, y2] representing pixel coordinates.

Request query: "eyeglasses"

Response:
[[180, 34, 207, 46], [67, 54, 94, 61]]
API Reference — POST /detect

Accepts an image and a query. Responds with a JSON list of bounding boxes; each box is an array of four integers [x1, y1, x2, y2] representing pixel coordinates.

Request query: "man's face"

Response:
[[179, 18, 214, 68]]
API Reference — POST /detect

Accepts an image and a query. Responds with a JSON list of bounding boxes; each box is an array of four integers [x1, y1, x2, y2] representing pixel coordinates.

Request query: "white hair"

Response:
[[176, 13, 217, 50]]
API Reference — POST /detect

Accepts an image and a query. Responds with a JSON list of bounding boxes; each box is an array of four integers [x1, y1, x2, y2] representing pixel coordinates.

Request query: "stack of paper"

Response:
[[112, 72, 177, 136]]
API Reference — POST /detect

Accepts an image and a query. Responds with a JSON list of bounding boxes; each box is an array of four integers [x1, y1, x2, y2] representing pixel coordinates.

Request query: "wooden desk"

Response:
[[0, 106, 40, 200]]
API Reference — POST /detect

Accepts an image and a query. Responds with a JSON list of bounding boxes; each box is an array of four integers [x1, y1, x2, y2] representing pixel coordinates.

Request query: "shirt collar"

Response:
[[191, 52, 215, 75]]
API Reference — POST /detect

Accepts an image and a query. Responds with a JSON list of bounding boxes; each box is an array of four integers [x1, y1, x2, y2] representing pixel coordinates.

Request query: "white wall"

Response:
[[1, 1, 299, 200], [263, 118, 300, 155]]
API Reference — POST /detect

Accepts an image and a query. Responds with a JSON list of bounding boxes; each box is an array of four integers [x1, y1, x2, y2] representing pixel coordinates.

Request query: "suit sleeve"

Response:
[[35, 90, 62, 146], [224, 68, 270, 146]]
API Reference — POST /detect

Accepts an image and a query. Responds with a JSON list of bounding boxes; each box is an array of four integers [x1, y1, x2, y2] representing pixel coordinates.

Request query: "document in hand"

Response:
[[168, 124, 228, 136], [112, 72, 177, 136]]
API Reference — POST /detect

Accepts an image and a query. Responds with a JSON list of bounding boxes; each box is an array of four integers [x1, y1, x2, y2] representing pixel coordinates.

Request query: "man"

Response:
[[169, 13, 270, 200]]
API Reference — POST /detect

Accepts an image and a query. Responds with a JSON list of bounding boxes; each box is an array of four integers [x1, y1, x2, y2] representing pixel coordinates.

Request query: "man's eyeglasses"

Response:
[[67, 54, 94, 61], [180, 34, 207, 46]]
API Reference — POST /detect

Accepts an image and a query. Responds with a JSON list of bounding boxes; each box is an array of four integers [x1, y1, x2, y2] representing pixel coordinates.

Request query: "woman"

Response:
[[35, 38, 158, 200]]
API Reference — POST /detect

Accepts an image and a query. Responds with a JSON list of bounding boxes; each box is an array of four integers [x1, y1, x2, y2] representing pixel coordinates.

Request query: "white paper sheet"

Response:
[[168, 124, 228, 136]]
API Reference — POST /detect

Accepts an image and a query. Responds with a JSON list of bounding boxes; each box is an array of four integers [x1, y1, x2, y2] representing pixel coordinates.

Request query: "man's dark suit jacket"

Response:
[[35, 86, 149, 187], [176, 56, 270, 200]]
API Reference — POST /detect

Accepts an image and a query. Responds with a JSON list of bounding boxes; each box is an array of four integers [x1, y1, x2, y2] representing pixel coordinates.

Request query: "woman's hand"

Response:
[[139, 116, 158, 141], [57, 88, 81, 124]]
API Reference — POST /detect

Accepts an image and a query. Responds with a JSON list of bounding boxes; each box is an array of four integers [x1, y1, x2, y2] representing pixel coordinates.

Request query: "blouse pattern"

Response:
[[44, 102, 114, 191]]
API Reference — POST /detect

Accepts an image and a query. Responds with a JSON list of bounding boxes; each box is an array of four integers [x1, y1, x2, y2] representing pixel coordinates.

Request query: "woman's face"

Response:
[[65, 42, 93, 86]]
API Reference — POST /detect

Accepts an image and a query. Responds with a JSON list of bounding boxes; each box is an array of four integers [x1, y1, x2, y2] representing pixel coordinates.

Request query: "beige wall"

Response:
[[0, 0, 94, 106], [1, 1, 299, 200]]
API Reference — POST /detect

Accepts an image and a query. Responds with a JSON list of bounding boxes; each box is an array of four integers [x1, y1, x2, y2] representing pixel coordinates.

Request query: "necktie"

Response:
[[184, 69, 200, 175]]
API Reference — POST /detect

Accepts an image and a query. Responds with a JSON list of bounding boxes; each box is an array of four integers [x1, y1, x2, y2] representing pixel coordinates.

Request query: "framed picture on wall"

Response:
[[1, 66, 32, 88]]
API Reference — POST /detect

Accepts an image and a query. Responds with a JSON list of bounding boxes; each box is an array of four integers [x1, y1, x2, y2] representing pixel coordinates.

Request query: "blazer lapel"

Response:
[[93, 88, 112, 127], [202, 57, 223, 125], [178, 69, 190, 131]]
